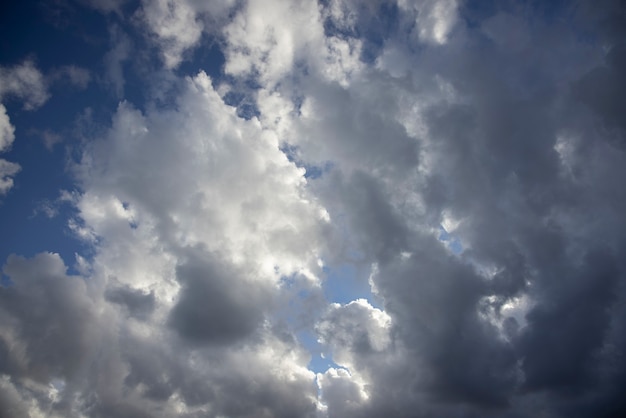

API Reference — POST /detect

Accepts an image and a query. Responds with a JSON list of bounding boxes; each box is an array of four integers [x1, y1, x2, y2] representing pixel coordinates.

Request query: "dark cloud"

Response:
[[169, 248, 270, 345], [0, 253, 99, 383], [519, 248, 620, 393], [574, 44, 626, 148], [105, 282, 156, 319]]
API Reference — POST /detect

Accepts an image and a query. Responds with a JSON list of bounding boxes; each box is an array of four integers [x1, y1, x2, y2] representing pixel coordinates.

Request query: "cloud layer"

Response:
[[1, 0, 626, 417]]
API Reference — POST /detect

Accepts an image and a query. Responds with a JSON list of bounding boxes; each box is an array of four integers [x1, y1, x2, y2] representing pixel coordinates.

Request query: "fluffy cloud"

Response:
[[0, 60, 49, 196], [0, 104, 17, 196], [249, 1, 626, 415], [2, 0, 626, 417], [0, 69, 326, 415], [139, 0, 236, 68], [0, 68, 328, 415], [0, 104, 15, 153], [0, 60, 49, 110]]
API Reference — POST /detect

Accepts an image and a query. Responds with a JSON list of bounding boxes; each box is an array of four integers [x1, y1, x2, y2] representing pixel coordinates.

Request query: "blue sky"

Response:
[[1, 1, 626, 417]]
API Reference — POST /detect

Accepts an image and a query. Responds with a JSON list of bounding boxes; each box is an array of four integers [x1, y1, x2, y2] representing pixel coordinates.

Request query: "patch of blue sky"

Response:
[[279, 264, 379, 373], [322, 262, 382, 309], [279, 143, 333, 179], [321, 0, 401, 64], [438, 225, 463, 255], [0, 1, 129, 274], [175, 38, 225, 81], [0, 110, 89, 276], [0, 84, 103, 276], [1, 1, 110, 69], [298, 329, 342, 374], [218, 72, 265, 120]]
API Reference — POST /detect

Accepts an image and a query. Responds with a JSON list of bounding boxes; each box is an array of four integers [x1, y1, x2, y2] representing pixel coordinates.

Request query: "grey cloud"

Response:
[[169, 249, 270, 345], [318, 170, 410, 263], [105, 282, 155, 319], [0, 159, 20, 196], [574, 44, 626, 148], [376, 244, 517, 407], [518, 248, 620, 393], [104, 25, 132, 98], [0, 253, 99, 383], [0, 379, 31, 418], [50, 65, 91, 90], [291, 1, 626, 416], [0, 252, 319, 417]]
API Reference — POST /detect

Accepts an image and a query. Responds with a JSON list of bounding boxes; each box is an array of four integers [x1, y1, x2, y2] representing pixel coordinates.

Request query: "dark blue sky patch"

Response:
[[176, 36, 226, 81], [279, 143, 333, 179], [321, 0, 400, 64]]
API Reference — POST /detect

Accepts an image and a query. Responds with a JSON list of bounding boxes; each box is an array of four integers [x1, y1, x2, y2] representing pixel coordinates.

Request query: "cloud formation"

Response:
[[1, 0, 626, 417], [0, 60, 49, 196]]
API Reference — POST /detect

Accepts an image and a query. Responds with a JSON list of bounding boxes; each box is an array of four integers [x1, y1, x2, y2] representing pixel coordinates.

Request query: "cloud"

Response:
[[0, 104, 19, 197], [0, 253, 100, 400], [0, 69, 327, 415], [245, 1, 625, 415], [103, 25, 132, 98], [49, 65, 91, 90], [0, 105, 15, 154], [2, 1, 626, 417], [0, 60, 49, 110], [574, 44, 626, 148], [0, 159, 20, 196], [0, 60, 49, 197], [104, 281, 155, 319], [168, 249, 271, 345], [0, 253, 320, 417], [139, 0, 236, 68], [399, 0, 460, 44]]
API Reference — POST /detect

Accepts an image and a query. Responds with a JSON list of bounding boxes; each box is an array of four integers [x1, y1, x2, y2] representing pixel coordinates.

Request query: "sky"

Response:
[[0, 0, 625, 417]]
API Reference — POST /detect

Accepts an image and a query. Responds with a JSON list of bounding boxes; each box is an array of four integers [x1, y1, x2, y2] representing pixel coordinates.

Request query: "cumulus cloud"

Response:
[[0, 68, 326, 415], [139, 0, 236, 68], [0, 104, 19, 196], [0, 105, 15, 153], [2, 0, 626, 417], [0, 60, 49, 196]]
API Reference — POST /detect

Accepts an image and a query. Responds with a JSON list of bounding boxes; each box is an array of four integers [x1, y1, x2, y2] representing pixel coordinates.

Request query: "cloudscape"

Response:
[[1, 1, 625, 417]]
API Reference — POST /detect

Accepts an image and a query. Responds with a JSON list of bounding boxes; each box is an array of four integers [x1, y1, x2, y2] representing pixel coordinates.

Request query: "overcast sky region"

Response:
[[1, 0, 625, 417]]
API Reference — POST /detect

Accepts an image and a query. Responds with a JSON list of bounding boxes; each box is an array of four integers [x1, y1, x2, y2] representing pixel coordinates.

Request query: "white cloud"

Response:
[[223, 0, 326, 85], [0, 159, 20, 196], [0, 104, 19, 196], [399, 0, 460, 44], [0, 104, 15, 153], [0, 61, 49, 196], [317, 299, 392, 369], [0, 60, 49, 110], [104, 25, 132, 98], [139, 0, 236, 68], [75, 72, 327, 287], [13, 69, 331, 415]]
